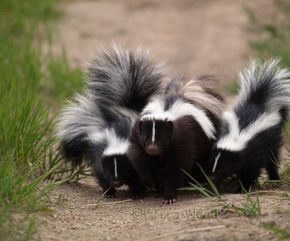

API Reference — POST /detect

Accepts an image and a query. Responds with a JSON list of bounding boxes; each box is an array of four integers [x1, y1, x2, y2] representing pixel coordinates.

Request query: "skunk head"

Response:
[[101, 128, 132, 187], [138, 119, 173, 156], [101, 154, 132, 188], [210, 147, 241, 181]]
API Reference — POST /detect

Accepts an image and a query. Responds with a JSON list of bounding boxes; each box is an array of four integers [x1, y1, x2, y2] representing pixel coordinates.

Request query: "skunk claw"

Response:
[[105, 193, 116, 198], [162, 198, 176, 205]]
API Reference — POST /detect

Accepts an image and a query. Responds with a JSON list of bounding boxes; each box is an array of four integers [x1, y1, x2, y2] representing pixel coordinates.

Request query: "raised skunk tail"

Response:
[[86, 45, 164, 113], [56, 45, 164, 167], [236, 59, 290, 118]]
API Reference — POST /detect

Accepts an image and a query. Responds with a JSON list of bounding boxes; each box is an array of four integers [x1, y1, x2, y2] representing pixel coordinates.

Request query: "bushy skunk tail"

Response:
[[56, 93, 105, 166], [236, 59, 290, 116], [166, 76, 224, 118], [86, 45, 164, 113], [56, 45, 164, 166]]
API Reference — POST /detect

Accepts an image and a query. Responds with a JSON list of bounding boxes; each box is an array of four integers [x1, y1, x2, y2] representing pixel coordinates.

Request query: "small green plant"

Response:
[[263, 222, 290, 241], [224, 193, 261, 217], [181, 167, 221, 198], [281, 164, 290, 186], [182, 166, 262, 218]]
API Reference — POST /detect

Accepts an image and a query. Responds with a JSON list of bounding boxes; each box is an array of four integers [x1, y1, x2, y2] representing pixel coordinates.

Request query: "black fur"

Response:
[[129, 78, 223, 204], [101, 154, 146, 198]]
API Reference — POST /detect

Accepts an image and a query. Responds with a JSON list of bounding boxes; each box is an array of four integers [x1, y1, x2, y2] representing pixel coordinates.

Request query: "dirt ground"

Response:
[[40, 0, 290, 240]]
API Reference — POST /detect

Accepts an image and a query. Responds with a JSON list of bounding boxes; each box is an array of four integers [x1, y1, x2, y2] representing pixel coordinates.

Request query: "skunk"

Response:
[[210, 59, 290, 192], [56, 46, 163, 198], [129, 77, 223, 204]]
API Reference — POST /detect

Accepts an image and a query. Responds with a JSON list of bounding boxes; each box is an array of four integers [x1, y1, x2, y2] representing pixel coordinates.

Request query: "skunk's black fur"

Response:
[[129, 77, 223, 204], [210, 59, 290, 192], [56, 46, 163, 198]]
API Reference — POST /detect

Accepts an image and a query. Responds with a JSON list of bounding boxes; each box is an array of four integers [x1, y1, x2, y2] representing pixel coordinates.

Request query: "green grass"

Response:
[[263, 222, 290, 241], [0, 0, 83, 240], [181, 167, 262, 218], [42, 49, 83, 106]]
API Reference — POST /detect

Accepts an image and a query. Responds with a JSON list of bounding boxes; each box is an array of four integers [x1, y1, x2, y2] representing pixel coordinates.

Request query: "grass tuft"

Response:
[[0, 0, 83, 240], [263, 222, 290, 241], [182, 166, 262, 218]]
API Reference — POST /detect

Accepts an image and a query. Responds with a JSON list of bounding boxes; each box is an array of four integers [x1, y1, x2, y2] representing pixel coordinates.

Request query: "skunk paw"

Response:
[[162, 198, 176, 205]]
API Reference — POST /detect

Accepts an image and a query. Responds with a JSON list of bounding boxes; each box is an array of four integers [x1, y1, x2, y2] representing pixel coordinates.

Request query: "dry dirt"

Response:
[[40, 0, 290, 240]]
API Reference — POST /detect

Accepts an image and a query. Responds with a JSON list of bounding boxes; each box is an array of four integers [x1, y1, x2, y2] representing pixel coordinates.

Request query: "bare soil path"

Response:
[[40, 1, 289, 240]]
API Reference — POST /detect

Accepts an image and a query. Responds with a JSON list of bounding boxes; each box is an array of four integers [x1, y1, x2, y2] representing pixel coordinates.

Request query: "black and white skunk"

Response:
[[210, 59, 290, 192], [56, 46, 163, 198], [129, 77, 223, 204]]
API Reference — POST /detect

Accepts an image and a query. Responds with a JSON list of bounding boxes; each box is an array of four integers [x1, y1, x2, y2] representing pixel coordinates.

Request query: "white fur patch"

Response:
[[183, 79, 223, 117], [141, 98, 166, 120], [141, 98, 216, 139], [217, 111, 281, 151], [87, 131, 105, 143], [212, 152, 221, 173], [152, 120, 156, 143], [223, 111, 240, 139], [103, 129, 130, 156]]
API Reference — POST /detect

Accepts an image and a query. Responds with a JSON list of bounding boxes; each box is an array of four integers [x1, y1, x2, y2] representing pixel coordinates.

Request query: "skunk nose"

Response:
[[113, 180, 123, 188], [147, 144, 159, 156]]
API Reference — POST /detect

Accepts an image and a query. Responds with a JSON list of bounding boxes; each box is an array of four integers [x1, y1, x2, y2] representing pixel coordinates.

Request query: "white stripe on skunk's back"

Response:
[[102, 128, 130, 156], [217, 110, 281, 151], [141, 98, 216, 139]]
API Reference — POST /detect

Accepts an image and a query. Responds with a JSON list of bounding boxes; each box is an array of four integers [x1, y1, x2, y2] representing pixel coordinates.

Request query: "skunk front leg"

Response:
[[266, 149, 280, 181], [162, 177, 177, 204], [160, 160, 178, 205], [95, 170, 116, 198], [126, 169, 146, 199]]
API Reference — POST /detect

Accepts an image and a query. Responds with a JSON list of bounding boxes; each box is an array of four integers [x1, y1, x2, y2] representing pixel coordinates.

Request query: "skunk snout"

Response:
[[146, 144, 160, 156], [112, 180, 123, 188]]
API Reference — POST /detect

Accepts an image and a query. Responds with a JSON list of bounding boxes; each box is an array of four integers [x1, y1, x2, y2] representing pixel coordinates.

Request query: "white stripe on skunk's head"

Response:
[[138, 118, 173, 156], [102, 129, 130, 156], [151, 120, 156, 143], [114, 157, 118, 179], [141, 98, 216, 139], [101, 154, 128, 188], [212, 152, 221, 173], [217, 110, 281, 152], [209, 148, 241, 180]]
